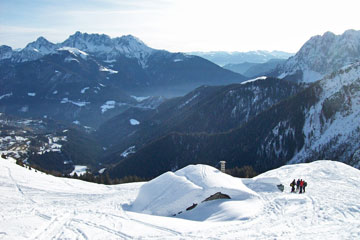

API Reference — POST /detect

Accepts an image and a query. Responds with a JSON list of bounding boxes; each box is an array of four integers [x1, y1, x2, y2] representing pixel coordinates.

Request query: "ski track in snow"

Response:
[[6, 166, 36, 204], [1, 158, 360, 239]]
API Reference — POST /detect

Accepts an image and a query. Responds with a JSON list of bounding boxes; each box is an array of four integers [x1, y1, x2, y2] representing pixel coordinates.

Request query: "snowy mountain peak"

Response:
[[277, 29, 360, 82], [0, 45, 13, 60], [112, 34, 153, 66], [1, 31, 155, 67], [7, 36, 57, 62], [24, 36, 56, 54], [114, 34, 151, 52], [61, 31, 153, 66], [116, 34, 145, 45], [343, 28, 360, 37], [322, 31, 336, 38], [34, 36, 52, 45], [61, 31, 113, 53]]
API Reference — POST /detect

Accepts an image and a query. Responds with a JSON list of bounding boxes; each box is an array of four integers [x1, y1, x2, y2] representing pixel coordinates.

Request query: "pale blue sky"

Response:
[[1, 0, 359, 52]]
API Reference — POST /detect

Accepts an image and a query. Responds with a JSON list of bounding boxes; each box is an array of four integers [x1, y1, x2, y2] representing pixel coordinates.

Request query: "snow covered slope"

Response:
[[276, 29, 360, 82], [1, 157, 360, 239]]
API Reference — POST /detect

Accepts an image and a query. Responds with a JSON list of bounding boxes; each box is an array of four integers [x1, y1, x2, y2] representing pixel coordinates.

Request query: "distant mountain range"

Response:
[[0, 32, 154, 65], [2, 29, 360, 179], [190, 50, 293, 66], [0, 32, 246, 127], [223, 59, 286, 78], [0, 32, 246, 93]]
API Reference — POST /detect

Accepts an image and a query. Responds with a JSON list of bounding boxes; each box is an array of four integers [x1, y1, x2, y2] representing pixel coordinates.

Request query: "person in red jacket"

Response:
[[299, 179, 304, 194]]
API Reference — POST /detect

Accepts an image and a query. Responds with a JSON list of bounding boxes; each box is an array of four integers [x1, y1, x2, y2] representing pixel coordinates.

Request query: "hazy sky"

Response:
[[1, 0, 359, 53]]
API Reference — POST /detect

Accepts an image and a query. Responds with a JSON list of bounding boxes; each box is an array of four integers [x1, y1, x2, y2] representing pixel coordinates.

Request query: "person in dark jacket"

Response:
[[296, 179, 300, 192], [303, 181, 307, 193], [290, 179, 296, 193]]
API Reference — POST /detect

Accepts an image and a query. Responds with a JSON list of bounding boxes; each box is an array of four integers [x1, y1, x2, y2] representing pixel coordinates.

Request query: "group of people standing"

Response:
[[290, 179, 307, 193]]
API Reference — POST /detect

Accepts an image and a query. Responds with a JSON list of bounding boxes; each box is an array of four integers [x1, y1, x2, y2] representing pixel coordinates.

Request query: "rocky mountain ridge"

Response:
[[0, 32, 154, 67], [275, 29, 360, 83]]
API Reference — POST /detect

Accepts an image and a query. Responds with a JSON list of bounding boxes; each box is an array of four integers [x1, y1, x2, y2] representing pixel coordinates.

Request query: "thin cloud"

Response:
[[63, 8, 160, 16], [0, 0, 359, 52], [0, 25, 57, 34]]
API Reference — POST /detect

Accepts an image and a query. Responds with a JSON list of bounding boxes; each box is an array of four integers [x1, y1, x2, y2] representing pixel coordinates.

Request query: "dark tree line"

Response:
[[226, 165, 258, 178], [13, 159, 145, 185], [68, 171, 145, 185]]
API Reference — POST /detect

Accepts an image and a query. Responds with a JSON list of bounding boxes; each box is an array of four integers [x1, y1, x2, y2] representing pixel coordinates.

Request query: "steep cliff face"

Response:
[[290, 62, 360, 167]]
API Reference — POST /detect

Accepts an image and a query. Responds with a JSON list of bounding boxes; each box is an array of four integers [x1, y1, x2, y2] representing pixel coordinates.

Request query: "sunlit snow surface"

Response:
[[1, 157, 360, 239], [240, 76, 267, 85], [70, 165, 88, 176], [129, 119, 140, 125], [57, 47, 88, 60], [100, 101, 116, 113]]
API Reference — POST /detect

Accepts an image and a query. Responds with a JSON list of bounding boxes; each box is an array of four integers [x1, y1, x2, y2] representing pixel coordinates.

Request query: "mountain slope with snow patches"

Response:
[[1, 156, 359, 239], [110, 61, 360, 179], [290, 61, 360, 166], [100, 77, 301, 170]]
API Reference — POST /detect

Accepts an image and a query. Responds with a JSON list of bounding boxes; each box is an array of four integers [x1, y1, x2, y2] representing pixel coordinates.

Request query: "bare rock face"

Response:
[[202, 192, 231, 202], [181, 192, 231, 214], [186, 203, 198, 211]]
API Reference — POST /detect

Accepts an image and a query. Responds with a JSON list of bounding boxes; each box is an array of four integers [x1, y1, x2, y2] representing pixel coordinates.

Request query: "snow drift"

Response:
[[131, 164, 263, 220]]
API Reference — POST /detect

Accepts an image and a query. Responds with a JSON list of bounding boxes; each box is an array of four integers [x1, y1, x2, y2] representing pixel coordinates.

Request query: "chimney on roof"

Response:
[[219, 161, 226, 173]]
